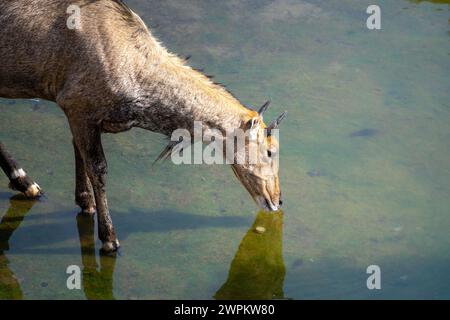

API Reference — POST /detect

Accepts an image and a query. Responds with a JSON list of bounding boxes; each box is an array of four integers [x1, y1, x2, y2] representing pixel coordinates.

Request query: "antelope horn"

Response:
[[258, 100, 271, 117], [267, 111, 287, 135]]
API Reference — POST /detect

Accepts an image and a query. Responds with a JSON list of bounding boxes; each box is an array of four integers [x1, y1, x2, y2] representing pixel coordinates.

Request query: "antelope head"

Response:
[[231, 101, 287, 212]]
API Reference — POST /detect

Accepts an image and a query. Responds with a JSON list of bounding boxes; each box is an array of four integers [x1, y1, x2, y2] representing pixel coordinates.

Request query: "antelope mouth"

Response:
[[256, 196, 279, 212]]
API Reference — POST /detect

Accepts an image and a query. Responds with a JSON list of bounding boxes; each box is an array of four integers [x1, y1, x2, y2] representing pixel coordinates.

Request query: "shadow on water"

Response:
[[117, 209, 250, 233], [0, 195, 116, 299], [215, 211, 285, 300], [5, 208, 250, 254], [0, 195, 281, 299], [0, 193, 250, 299]]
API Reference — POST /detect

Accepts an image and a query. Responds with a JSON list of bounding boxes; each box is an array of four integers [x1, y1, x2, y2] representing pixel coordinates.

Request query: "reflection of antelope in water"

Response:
[[0, 197, 116, 299], [0, 195, 37, 299], [76, 214, 116, 300], [215, 211, 285, 300], [0, 0, 287, 252]]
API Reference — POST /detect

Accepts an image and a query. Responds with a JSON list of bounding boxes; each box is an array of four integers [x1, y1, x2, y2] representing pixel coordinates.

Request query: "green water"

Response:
[[0, 0, 449, 299]]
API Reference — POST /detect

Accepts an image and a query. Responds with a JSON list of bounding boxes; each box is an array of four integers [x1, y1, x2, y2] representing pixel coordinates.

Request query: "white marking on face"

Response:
[[249, 129, 258, 141], [11, 168, 26, 179]]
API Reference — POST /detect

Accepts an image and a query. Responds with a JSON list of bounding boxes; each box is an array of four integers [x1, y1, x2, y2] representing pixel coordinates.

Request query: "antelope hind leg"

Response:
[[0, 142, 42, 198]]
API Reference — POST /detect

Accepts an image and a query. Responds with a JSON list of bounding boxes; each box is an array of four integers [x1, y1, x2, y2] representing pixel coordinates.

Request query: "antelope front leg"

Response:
[[0, 141, 42, 198], [71, 124, 119, 252], [73, 140, 96, 215]]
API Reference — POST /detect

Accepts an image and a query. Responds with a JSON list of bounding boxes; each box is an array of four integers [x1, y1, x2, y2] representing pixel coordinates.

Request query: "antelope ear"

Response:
[[246, 117, 260, 140]]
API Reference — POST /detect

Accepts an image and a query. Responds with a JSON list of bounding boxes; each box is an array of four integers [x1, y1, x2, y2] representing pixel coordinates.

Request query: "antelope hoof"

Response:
[[9, 178, 43, 199], [101, 239, 120, 253], [76, 192, 95, 215], [24, 182, 43, 198]]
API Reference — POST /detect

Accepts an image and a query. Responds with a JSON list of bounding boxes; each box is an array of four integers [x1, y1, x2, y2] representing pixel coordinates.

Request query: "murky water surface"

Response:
[[1, 0, 449, 299]]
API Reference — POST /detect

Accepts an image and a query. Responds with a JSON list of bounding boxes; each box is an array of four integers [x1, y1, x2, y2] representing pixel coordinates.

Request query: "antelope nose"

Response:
[[279, 199, 283, 206]]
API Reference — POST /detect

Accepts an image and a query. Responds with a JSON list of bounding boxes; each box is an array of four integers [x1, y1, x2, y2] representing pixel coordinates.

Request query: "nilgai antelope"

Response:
[[0, 0, 286, 252]]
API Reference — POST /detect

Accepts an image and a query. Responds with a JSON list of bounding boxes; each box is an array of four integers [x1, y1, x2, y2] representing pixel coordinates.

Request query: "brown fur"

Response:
[[0, 0, 284, 251]]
